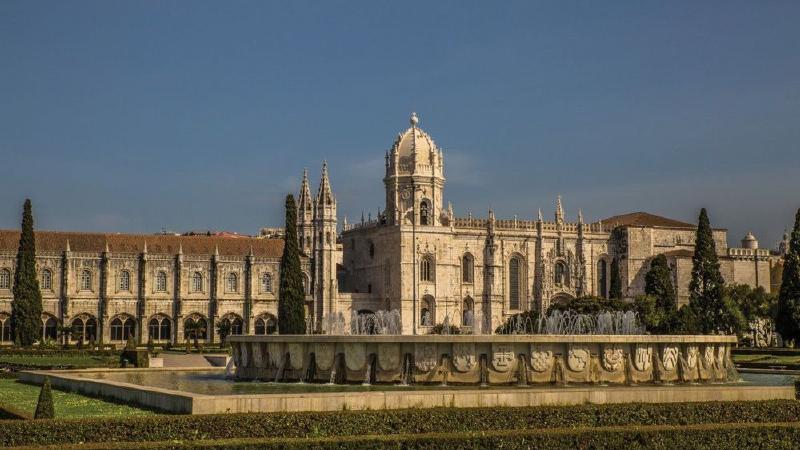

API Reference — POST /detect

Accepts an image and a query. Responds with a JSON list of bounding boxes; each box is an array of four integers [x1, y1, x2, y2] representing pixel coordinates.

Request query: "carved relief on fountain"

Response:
[[529, 345, 554, 373], [378, 343, 401, 371], [268, 343, 283, 367], [633, 344, 652, 372], [252, 343, 264, 368], [491, 344, 515, 372], [231, 344, 241, 367], [344, 343, 366, 371], [567, 346, 590, 372], [685, 345, 699, 369], [703, 345, 715, 368], [314, 343, 335, 371], [602, 345, 624, 372], [415, 343, 438, 372], [288, 343, 305, 370], [452, 343, 477, 372], [716, 345, 727, 368], [662, 345, 679, 371]]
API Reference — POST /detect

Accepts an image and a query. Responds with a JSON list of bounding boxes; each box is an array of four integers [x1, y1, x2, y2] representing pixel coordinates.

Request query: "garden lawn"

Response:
[[0, 378, 157, 419], [0, 354, 118, 369], [733, 354, 800, 365]]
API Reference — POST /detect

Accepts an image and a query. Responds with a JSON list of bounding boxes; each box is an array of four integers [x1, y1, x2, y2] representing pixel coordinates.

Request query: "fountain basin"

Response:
[[228, 334, 739, 385]]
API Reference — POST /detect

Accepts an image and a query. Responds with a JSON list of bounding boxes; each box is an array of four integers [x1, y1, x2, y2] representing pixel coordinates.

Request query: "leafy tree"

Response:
[[547, 296, 635, 315], [278, 194, 306, 334], [216, 320, 232, 346], [645, 254, 677, 312], [688, 208, 744, 334], [670, 304, 702, 334], [34, 377, 55, 419], [184, 320, 206, 350], [776, 208, 800, 345], [634, 295, 671, 334], [609, 258, 623, 299], [11, 199, 43, 347], [726, 284, 776, 325]]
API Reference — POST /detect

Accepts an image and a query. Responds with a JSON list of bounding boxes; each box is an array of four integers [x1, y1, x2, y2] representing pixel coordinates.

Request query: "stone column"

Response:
[[174, 247, 183, 345]]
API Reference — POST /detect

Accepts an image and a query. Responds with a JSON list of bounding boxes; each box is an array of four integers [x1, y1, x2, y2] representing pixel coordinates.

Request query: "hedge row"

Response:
[[3, 400, 800, 447], [0, 402, 32, 420], [18, 422, 800, 450], [0, 349, 118, 356]]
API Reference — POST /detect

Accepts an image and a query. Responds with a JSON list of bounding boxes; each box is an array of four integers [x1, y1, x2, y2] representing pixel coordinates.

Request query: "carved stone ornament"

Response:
[[344, 343, 366, 371], [452, 342, 477, 372], [716, 345, 727, 368], [251, 343, 264, 368], [378, 343, 401, 371], [685, 345, 699, 369], [492, 344, 515, 372], [288, 343, 305, 370], [703, 345, 715, 368], [240, 343, 250, 368], [415, 343, 438, 372], [314, 343, 335, 371], [567, 346, 590, 372], [633, 344, 653, 372], [529, 346, 553, 373], [268, 343, 283, 368], [602, 345, 624, 372], [662, 346, 679, 372]]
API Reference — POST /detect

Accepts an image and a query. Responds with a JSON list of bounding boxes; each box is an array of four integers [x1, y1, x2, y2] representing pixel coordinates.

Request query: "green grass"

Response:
[[0, 354, 118, 369], [733, 354, 800, 365], [0, 378, 158, 419]]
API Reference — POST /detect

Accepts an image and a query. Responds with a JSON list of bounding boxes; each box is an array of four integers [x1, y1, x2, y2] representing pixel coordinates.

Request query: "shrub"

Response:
[[428, 323, 461, 335], [34, 377, 55, 419]]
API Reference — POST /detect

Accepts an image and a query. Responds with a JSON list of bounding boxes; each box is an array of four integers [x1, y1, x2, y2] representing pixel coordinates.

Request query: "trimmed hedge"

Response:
[[17, 423, 800, 449], [0, 349, 117, 357], [0, 401, 32, 420], [3, 400, 800, 447]]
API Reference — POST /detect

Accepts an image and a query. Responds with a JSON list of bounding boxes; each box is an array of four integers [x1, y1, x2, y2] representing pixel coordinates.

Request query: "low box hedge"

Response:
[[3, 400, 800, 447], [20, 422, 800, 449], [0, 401, 32, 420]]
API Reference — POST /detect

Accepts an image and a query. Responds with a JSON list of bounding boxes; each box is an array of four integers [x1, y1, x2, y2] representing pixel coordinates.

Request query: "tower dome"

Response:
[[741, 231, 758, 249], [388, 112, 443, 175]]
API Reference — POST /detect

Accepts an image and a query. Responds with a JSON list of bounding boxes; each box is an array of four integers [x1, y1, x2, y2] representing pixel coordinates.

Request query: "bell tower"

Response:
[[384, 113, 446, 226], [313, 161, 338, 323]]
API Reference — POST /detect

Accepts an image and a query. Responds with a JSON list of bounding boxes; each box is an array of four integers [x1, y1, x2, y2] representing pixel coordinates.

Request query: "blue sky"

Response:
[[1, 1, 798, 247]]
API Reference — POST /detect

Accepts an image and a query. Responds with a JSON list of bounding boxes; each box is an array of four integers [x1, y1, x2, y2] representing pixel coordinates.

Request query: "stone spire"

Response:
[[315, 161, 335, 208], [410, 111, 419, 127], [65, 239, 70, 252], [537, 208, 543, 223], [578, 209, 584, 224], [298, 168, 313, 220], [178, 243, 183, 255], [555, 195, 564, 223]]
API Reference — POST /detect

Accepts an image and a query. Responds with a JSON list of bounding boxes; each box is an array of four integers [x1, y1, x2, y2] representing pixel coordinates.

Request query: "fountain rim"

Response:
[[228, 334, 736, 344]]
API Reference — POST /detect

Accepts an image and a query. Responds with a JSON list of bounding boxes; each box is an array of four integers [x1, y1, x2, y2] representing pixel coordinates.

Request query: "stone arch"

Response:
[[183, 313, 208, 341], [421, 295, 435, 327], [508, 253, 526, 310], [461, 252, 475, 284], [109, 313, 136, 342], [0, 312, 11, 343], [148, 314, 172, 342], [554, 258, 570, 287], [41, 313, 58, 341], [597, 255, 611, 299], [220, 312, 244, 336], [462, 296, 474, 327], [254, 313, 277, 335], [70, 313, 98, 343]]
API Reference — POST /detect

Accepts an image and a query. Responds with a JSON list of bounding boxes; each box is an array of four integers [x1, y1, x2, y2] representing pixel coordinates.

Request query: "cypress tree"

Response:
[[278, 194, 306, 334], [11, 199, 43, 347], [645, 254, 677, 312], [776, 208, 800, 345], [609, 257, 623, 299], [34, 377, 55, 419], [688, 208, 743, 334]]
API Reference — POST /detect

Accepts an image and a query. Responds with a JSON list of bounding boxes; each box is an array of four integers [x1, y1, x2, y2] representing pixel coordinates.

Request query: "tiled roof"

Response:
[[0, 230, 283, 257], [601, 212, 695, 229]]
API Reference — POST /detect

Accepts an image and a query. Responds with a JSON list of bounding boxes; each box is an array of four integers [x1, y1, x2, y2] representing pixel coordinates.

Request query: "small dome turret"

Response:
[[741, 231, 758, 249]]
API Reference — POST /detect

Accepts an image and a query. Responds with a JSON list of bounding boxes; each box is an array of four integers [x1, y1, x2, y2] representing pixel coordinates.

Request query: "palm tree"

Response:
[[184, 320, 206, 350], [56, 325, 72, 349], [216, 320, 232, 347]]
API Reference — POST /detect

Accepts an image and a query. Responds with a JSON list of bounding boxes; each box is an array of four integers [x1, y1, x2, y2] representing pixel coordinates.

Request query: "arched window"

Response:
[[111, 316, 134, 341], [420, 255, 434, 282], [227, 272, 238, 293], [463, 297, 474, 327], [302, 273, 310, 295], [71, 315, 97, 343], [325, 231, 331, 244], [255, 314, 277, 335], [156, 271, 167, 292], [369, 241, 375, 259], [0, 269, 10, 289], [183, 315, 208, 340], [419, 199, 431, 226], [80, 270, 92, 291], [462, 253, 474, 284], [85, 317, 97, 341], [41, 269, 52, 290], [555, 261, 568, 286], [148, 315, 171, 341], [509, 256, 522, 310], [71, 318, 84, 341], [261, 273, 273, 293], [421, 295, 435, 326], [598, 259, 608, 299], [43, 316, 58, 341], [191, 272, 203, 292], [119, 270, 130, 291], [221, 315, 243, 336], [0, 313, 11, 342]]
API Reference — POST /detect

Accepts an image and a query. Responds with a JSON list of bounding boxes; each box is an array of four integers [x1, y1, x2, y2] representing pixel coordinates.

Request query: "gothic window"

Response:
[[463, 297, 474, 327], [72, 316, 98, 342], [42, 316, 58, 341], [261, 272, 273, 293], [227, 272, 238, 293], [421, 295, 435, 326], [369, 241, 375, 259], [420, 255, 434, 282], [221, 315, 243, 335], [41, 269, 52, 290], [119, 270, 130, 291], [156, 271, 167, 292], [191, 272, 203, 292], [302, 273, 310, 294], [148, 315, 171, 341], [255, 314, 277, 335], [80, 270, 92, 291], [326, 231, 331, 244], [0, 269, 9, 289], [555, 261, 568, 286], [0, 314, 10, 342], [306, 236, 311, 248], [509, 256, 522, 310], [183, 315, 208, 340], [598, 259, 608, 299], [419, 199, 431, 226], [110, 316, 135, 341], [462, 253, 474, 284]]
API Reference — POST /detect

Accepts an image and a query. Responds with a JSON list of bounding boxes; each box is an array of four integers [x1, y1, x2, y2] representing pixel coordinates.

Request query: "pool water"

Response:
[[75, 370, 797, 396]]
